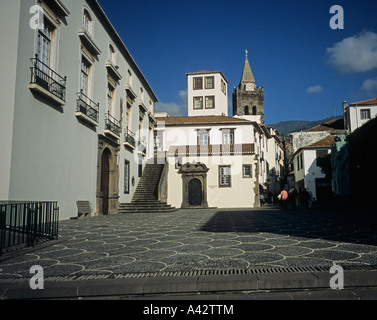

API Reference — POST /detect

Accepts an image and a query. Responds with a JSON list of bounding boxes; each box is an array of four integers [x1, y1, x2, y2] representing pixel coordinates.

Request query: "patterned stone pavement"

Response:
[[1, 206, 377, 279]]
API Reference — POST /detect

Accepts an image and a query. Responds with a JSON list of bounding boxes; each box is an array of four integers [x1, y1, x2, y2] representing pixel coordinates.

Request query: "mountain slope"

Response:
[[268, 116, 343, 135]]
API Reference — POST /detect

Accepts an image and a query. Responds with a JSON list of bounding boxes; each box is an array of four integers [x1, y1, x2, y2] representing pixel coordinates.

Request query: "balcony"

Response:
[[29, 55, 66, 106], [138, 141, 147, 156], [75, 91, 99, 126], [104, 112, 121, 140], [124, 129, 136, 149]]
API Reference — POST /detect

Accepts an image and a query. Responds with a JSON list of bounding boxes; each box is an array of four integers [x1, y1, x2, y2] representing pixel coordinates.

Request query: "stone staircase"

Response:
[[118, 163, 177, 214]]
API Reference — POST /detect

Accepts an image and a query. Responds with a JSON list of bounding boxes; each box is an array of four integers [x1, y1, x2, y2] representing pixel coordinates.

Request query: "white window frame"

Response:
[[219, 165, 231, 188], [83, 9, 93, 35], [243, 164, 252, 178], [222, 129, 234, 145], [360, 109, 371, 120]]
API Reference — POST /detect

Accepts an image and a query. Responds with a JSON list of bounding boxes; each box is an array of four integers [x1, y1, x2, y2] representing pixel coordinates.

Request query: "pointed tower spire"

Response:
[[240, 51, 256, 90]]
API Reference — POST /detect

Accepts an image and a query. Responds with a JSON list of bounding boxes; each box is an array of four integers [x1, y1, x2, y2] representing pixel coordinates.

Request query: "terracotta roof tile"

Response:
[[308, 135, 336, 147], [304, 119, 344, 132], [350, 98, 377, 106]]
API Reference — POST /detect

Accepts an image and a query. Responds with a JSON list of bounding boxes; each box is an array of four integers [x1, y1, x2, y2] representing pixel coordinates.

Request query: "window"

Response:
[[205, 76, 214, 89], [30, 15, 67, 104], [205, 96, 215, 109], [83, 10, 93, 35], [221, 79, 227, 95], [219, 166, 231, 187], [80, 56, 91, 96], [37, 20, 54, 69], [197, 130, 210, 145], [125, 102, 131, 131], [193, 77, 203, 90], [124, 160, 130, 194], [252, 106, 257, 115], [193, 97, 203, 109], [360, 109, 371, 120], [107, 84, 115, 115], [127, 69, 133, 84], [243, 165, 252, 178], [222, 129, 234, 145], [109, 44, 115, 64]]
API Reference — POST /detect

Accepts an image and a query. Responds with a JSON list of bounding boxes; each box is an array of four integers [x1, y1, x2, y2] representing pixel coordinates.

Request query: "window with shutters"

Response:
[[219, 166, 231, 188]]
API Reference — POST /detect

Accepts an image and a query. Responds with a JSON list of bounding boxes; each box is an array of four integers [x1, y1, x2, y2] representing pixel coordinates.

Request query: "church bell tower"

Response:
[[232, 51, 265, 124]]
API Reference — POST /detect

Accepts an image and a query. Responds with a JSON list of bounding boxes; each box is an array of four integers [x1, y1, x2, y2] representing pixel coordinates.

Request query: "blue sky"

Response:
[[97, 0, 377, 124]]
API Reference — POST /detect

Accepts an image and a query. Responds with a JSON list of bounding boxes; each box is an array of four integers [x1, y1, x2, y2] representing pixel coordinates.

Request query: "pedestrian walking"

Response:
[[280, 188, 288, 210], [260, 194, 265, 207], [306, 188, 313, 208]]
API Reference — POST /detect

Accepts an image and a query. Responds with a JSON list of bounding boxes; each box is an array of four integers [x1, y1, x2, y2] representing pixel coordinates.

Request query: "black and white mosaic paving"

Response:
[[1, 207, 377, 278]]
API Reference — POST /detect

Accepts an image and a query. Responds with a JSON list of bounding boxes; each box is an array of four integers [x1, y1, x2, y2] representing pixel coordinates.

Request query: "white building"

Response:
[[264, 126, 285, 194], [187, 71, 229, 117], [0, 0, 157, 220], [155, 60, 284, 208], [292, 135, 335, 202], [343, 98, 377, 134], [156, 115, 261, 208]]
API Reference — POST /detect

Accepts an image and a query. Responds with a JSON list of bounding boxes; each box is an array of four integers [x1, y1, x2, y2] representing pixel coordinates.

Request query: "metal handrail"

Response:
[[30, 54, 67, 101], [124, 129, 136, 147], [105, 112, 121, 137], [0, 201, 59, 255], [76, 90, 99, 123]]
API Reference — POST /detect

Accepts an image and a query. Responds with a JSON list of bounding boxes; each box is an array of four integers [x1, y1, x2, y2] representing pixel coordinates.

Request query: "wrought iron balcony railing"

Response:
[[0, 201, 59, 255], [124, 129, 136, 148], [105, 112, 121, 138], [76, 90, 99, 124], [30, 55, 66, 102]]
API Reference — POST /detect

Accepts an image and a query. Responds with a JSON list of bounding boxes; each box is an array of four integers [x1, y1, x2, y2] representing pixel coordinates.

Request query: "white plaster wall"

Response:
[[303, 149, 328, 200], [349, 105, 377, 133], [166, 154, 256, 209], [187, 73, 228, 117], [0, 0, 21, 199]]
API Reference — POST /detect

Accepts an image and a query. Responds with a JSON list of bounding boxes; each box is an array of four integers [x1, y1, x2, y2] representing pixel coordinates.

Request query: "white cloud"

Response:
[[361, 77, 377, 96], [306, 85, 323, 95], [155, 90, 187, 116], [326, 31, 377, 73]]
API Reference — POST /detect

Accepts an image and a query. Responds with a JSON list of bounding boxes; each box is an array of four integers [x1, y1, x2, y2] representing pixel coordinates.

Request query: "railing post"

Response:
[[0, 205, 6, 256]]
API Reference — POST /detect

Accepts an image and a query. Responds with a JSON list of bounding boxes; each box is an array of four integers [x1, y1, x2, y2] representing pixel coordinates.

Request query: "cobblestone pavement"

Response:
[[1, 206, 377, 279]]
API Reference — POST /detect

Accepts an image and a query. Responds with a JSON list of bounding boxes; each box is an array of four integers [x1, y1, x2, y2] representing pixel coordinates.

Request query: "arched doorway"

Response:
[[189, 179, 202, 206], [179, 162, 209, 208], [101, 148, 111, 215]]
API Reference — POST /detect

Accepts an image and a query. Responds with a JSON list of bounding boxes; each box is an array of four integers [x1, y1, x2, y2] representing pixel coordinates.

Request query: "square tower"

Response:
[[232, 56, 265, 124], [187, 71, 229, 117]]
